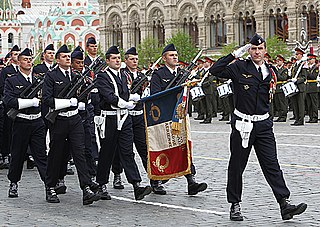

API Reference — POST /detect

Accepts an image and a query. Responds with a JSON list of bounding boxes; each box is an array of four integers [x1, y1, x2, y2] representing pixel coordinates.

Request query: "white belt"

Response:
[[234, 109, 269, 122], [17, 113, 41, 120], [58, 109, 79, 117], [129, 110, 143, 116], [101, 109, 128, 116]]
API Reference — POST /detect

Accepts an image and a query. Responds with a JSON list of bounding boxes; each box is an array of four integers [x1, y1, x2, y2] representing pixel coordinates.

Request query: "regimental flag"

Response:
[[141, 86, 192, 180]]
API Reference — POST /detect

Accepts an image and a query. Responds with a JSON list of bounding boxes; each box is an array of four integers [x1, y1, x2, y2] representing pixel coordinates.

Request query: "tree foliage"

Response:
[[266, 35, 291, 60], [221, 42, 238, 56], [137, 37, 163, 67]]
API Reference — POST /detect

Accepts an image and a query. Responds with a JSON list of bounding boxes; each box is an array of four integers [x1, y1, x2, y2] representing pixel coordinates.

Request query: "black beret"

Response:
[[86, 37, 96, 45], [295, 47, 305, 55], [71, 51, 84, 60], [74, 46, 84, 52], [44, 44, 54, 52], [11, 45, 21, 52], [19, 48, 33, 57], [105, 46, 120, 55], [249, 34, 265, 46], [162, 43, 177, 55], [307, 53, 317, 59], [125, 47, 138, 55], [55, 44, 70, 58]]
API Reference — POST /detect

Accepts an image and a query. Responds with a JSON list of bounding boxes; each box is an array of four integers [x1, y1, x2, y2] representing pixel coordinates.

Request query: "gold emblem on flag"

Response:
[[153, 153, 169, 173], [150, 104, 161, 122]]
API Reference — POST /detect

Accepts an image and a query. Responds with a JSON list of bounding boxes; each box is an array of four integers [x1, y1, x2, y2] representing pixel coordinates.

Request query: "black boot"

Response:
[[194, 115, 204, 120], [98, 184, 111, 200], [200, 118, 211, 124], [113, 173, 124, 189], [90, 181, 99, 193], [150, 180, 166, 195], [54, 179, 67, 195], [83, 186, 100, 205], [186, 174, 207, 195], [8, 182, 18, 198], [230, 203, 244, 221], [27, 155, 35, 169], [46, 187, 60, 203], [133, 182, 152, 200], [279, 198, 307, 220]]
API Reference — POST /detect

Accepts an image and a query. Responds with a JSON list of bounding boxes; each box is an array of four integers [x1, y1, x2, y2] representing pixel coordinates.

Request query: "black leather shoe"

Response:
[[90, 181, 99, 193], [188, 182, 207, 195], [113, 174, 124, 189], [0, 156, 10, 169], [292, 122, 304, 126], [308, 119, 318, 123], [289, 117, 295, 120], [194, 115, 204, 120], [230, 203, 244, 221], [46, 187, 60, 203], [200, 119, 211, 124], [151, 180, 166, 195], [219, 117, 229, 121], [98, 184, 111, 200], [8, 182, 18, 198], [134, 184, 152, 200], [27, 156, 35, 169], [277, 118, 287, 122], [279, 198, 307, 220], [54, 179, 67, 195], [83, 186, 100, 205]]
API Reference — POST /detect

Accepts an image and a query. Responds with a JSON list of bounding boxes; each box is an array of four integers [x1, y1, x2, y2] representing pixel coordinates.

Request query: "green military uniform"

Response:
[[291, 60, 307, 125], [305, 63, 318, 123], [274, 65, 289, 122], [217, 77, 231, 121], [193, 68, 205, 120], [200, 70, 215, 123]]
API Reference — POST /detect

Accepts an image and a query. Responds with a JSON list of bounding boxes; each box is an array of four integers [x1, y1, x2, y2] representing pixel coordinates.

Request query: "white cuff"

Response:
[[18, 98, 34, 110], [54, 98, 71, 110], [117, 98, 127, 108], [78, 102, 86, 110]]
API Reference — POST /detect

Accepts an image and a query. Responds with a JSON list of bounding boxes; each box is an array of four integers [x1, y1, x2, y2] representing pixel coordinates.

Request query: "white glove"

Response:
[[125, 101, 136, 110], [317, 77, 320, 83], [129, 93, 141, 102], [232, 44, 251, 58], [291, 78, 297, 83], [78, 102, 85, 110], [32, 97, 40, 107], [226, 79, 232, 85], [70, 98, 78, 107]]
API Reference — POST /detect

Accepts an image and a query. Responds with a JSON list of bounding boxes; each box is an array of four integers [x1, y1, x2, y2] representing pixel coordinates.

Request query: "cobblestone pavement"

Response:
[[0, 113, 319, 226]]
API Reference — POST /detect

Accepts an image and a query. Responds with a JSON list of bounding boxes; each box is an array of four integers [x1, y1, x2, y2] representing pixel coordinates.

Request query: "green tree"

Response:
[[137, 37, 163, 68], [221, 42, 238, 56], [266, 35, 291, 60], [165, 31, 198, 63]]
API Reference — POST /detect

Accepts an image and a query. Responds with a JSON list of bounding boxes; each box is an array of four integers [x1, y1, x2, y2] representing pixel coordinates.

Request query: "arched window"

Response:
[[269, 8, 288, 40], [151, 9, 165, 46], [180, 5, 199, 46], [111, 14, 123, 48], [239, 12, 256, 45], [303, 5, 319, 41], [0, 34, 2, 52], [209, 14, 226, 47], [8, 33, 13, 48], [130, 12, 141, 47]]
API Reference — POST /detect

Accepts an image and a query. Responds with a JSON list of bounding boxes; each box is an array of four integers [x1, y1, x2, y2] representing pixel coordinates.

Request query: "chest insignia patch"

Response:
[[55, 81, 63, 85], [242, 74, 252, 78], [162, 79, 170, 82], [243, 85, 250, 90], [15, 85, 24, 89]]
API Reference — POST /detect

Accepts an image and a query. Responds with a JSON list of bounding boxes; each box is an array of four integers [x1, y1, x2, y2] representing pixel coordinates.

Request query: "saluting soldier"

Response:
[[95, 46, 152, 201], [42, 44, 100, 205], [4, 48, 47, 197], [209, 34, 307, 221], [290, 48, 308, 126], [305, 53, 318, 123], [274, 55, 289, 122], [0, 45, 21, 169], [150, 43, 207, 195]]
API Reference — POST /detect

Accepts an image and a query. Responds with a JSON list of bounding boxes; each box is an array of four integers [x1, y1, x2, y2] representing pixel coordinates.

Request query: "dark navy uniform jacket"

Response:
[[32, 62, 55, 77], [42, 67, 78, 112], [96, 68, 130, 111], [0, 64, 18, 98], [84, 56, 92, 67], [150, 66, 175, 95], [209, 53, 272, 115], [4, 72, 41, 115]]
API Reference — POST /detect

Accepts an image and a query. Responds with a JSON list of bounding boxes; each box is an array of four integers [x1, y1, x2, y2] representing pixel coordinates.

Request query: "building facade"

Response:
[[98, 0, 319, 53]]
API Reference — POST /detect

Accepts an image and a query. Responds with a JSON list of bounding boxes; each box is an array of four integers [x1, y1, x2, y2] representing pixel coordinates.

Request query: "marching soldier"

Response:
[[4, 48, 47, 197], [42, 44, 100, 205], [95, 46, 152, 201], [290, 48, 308, 126], [209, 34, 307, 221], [33, 44, 55, 76], [84, 37, 98, 66], [305, 53, 318, 123], [193, 59, 205, 120], [274, 55, 289, 122], [0, 45, 21, 169], [150, 43, 207, 195]]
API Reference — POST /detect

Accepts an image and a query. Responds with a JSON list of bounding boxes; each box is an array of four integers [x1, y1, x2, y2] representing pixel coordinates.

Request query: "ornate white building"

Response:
[[98, 0, 319, 53]]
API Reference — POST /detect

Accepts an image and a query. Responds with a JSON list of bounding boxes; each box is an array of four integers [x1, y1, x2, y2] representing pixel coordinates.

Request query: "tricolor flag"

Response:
[[141, 86, 192, 180]]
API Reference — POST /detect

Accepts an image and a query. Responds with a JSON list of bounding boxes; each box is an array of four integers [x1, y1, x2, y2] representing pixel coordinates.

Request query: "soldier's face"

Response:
[[276, 58, 284, 67], [44, 50, 55, 63], [295, 52, 303, 60], [11, 51, 20, 63], [87, 44, 98, 56], [162, 51, 178, 69], [18, 56, 33, 71], [72, 59, 84, 72], [56, 53, 71, 68], [248, 43, 266, 64], [107, 54, 121, 70], [125, 54, 138, 71]]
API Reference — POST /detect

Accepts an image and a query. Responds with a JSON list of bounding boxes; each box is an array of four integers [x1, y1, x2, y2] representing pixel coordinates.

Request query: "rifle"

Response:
[[165, 49, 203, 90], [130, 57, 161, 94], [7, 77, 44, 120]]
